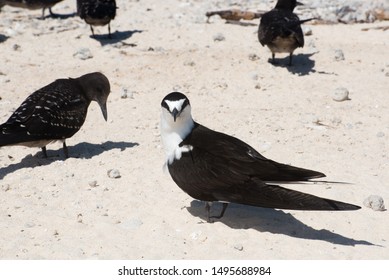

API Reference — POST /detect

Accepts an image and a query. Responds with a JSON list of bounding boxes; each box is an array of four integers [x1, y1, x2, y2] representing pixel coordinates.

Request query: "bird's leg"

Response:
[[210, 203, 229, 220], [41, 146, 48, 158], [40, 8, 46, 19], [205, 202, 229, 222], [48, 7, 59, 18], [205, 202, 212, 223], [90, 25, 95, 37], [271, 53, 275, 64], [63, 141, 69, 158], [108, 23, 112, 39], [288, 53, 293, 66]]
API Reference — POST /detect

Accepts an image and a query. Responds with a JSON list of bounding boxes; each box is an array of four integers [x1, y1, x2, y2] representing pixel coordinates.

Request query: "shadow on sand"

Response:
[[0, 141, 138, 179], [91, 30, 143, 46], [187, 200, 377, 247]]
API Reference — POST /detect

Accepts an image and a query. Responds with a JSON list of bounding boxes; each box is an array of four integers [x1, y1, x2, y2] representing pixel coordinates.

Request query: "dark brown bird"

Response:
[[161, 92, 360, 222], [0, 72, 110, 158], [258, 0, 313, 66], [0, 0, 64, 18], [77, 0, 117, 38]]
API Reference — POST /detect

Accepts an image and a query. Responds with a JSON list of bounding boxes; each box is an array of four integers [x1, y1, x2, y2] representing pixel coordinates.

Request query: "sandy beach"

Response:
[[0, 0, 388, 259]]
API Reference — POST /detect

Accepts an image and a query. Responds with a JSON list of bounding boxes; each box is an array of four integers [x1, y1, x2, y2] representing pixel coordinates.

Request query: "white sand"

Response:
[[0, 0, 388, 259]]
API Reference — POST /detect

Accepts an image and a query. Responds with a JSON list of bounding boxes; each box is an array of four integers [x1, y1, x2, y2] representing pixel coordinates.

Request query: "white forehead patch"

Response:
[[164, 99, 186, 113]]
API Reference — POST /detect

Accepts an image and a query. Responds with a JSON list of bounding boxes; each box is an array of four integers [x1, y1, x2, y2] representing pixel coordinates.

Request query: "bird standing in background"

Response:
[[0, 72, 111, 158], [258, 0, 313, 66], [77, 0, 117, 38], [160, 92, 360, 222], [0, 0, 64, 18]]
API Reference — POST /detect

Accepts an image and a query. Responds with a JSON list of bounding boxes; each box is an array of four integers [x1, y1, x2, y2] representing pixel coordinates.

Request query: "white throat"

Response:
[[160, 106, 194, 166]]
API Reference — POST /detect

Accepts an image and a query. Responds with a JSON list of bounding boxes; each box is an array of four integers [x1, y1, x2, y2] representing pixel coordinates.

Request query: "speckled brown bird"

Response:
[[0, 72, 111, 158], [77, 0, 117, 38], [0, 0, 64, 18], [258, 0, 313, 66]]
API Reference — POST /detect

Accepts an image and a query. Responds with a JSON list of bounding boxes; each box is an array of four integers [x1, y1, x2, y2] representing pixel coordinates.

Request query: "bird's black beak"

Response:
[[172, 108, 179, 122], [99, 102, 108, 121], [296, 1, 304, 6]]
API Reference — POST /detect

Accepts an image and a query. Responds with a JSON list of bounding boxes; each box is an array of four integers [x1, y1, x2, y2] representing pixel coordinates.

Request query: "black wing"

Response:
[[181, 124, 324, 182], [0, 79, 88, 146], [258, 9, 304, 47]]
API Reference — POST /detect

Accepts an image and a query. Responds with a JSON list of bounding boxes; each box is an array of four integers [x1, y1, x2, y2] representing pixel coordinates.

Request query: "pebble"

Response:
[[1, 184, 11, 192], [88, 180, 98, 188], [334, 49, 345, 61], [73, 48, 93, 60], [248, 53, 260, 61], [363, 195, 385, 211], [24, 222, 36, 228], [250, 72, 258, 80], [303, 26, 313, 36], [190, 231, 202, 240], [107, 169, 121, 179], [233, 244, 244, 251], [332, 87, 350, 102], [213, 33, 225, 42]]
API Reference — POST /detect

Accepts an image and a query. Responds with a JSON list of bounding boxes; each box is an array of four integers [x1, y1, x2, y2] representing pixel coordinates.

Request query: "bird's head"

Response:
[[160, 92, 192, 126], [275, 0, 302, 11], [78, 72, 111, 121]]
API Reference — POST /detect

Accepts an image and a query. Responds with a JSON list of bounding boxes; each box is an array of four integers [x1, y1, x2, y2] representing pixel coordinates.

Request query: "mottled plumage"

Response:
[[161, 92, 360, 222], [0, 72, 110, 158], [0, 0, 64, 18], [258, 0, 313, 65], [77, 0, 117, 38]]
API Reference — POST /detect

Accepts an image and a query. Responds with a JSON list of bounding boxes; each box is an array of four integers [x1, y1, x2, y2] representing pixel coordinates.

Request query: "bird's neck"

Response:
[[161, 117, 195, 164]]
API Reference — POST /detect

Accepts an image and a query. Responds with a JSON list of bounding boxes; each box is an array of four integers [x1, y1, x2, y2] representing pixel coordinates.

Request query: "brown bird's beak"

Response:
[[99, 102, 108, 121]]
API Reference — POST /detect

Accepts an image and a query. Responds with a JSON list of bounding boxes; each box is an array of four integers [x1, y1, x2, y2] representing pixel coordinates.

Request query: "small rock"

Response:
[[254, 83, 261, 90], [248, 53, 260, 61], [334, 49, 345, 61], [107, 169, 121, 179], [233, 244, 244, 251], [25, 222, 36, 228], [73, 48, 93, 60], [190, 231, 202, 240], [332, 87, 350, 102], [88, 180, 98, 188], [250, 72, 258, 80], [12, 44, 21, 51], [77, 214, 83, 223], [1, 184, 11, 192], [121, 88, 128, 99], [213, 33, 225, 42], [183, 60, 196, 67], [363, 195, 385, 211], [303, 26, 313, 36]]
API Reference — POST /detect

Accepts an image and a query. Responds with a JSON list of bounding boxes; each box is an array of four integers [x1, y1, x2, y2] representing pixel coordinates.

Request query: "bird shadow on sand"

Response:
[[0, 141, 138, 179], [186, 200, 377, 247], [270, 53, 316, 76], [91, 30, 143, 46], [41, 12, 77, 20], [0, 34, 9, 43]]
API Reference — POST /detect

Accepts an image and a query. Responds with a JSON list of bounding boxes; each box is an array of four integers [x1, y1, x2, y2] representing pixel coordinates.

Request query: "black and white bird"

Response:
[[0, 72, 110, 158], [160, 92, 360, 222], [0, 0, 64, 18], [258, 0, 313, 66], [77, 0, 117, 38]]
